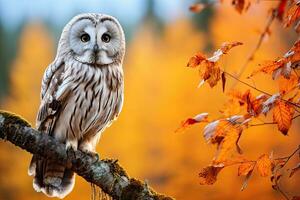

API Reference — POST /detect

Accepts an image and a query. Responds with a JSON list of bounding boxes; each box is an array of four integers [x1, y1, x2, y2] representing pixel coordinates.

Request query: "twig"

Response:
[[0, 111, 173, 200], [275, 145, 300, 168], [232, 9, 277, 87], [223, 71, 300, 109], [249, 114, 300, 127], [277, 187, 290, 200], [273, 145, 300, 200]]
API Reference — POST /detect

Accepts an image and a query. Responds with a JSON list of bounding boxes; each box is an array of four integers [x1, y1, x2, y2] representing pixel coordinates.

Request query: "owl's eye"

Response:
[[80, 33, 90, 43], [101, 33, 111, 43]]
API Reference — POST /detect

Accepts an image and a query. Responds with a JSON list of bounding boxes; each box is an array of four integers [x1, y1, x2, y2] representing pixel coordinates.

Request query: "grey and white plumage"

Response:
[[28, 13, 125, 199]]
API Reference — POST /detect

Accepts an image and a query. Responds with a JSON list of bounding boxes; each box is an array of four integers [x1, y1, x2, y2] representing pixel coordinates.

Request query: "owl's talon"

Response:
[[92, 153, 99, 163], [82, 150, 99, 163], [85, 152, 99, 163]]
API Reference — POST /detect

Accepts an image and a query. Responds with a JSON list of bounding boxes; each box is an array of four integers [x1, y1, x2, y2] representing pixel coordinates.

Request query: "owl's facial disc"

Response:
[[69, 18, 122, 66]]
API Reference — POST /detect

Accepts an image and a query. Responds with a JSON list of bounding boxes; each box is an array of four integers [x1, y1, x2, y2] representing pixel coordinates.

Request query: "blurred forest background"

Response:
[[0, 0, 299, 200]]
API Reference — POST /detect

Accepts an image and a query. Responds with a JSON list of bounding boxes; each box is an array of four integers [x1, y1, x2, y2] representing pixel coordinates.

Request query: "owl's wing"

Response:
[[41, 59, 62, 99], [36, 60, 66, 134]]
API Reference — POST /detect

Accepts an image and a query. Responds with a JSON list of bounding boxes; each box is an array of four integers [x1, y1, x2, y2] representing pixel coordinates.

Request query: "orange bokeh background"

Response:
[[0, 1, 299, 200]]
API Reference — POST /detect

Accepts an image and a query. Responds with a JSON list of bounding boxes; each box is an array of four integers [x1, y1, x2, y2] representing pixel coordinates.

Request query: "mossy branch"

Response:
[[0, 110, 174, 200]]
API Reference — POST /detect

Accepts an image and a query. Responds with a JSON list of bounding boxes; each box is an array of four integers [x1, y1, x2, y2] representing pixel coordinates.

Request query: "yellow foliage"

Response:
[[0, 5, 299, 200]]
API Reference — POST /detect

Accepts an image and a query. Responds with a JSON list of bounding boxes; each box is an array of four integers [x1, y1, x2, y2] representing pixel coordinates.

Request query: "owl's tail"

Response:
[[28, 155, 75, 199]]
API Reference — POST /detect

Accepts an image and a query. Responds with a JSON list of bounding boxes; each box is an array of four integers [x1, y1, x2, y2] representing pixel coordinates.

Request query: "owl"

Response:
[[28, 13, 125, 199]]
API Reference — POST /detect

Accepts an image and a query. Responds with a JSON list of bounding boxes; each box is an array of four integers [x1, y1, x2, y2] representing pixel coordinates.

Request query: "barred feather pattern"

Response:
[[28, 13, 125, 199], [29, 54, 123, 199], [45, 55, 123, 143]]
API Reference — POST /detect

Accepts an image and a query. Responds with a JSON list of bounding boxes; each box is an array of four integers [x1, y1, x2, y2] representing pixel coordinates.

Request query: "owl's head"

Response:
[[58, 13, 125, 66]]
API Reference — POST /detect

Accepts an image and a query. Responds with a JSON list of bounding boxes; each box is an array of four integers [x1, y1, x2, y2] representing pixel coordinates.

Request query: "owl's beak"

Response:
[[93, 44, 99, 53]]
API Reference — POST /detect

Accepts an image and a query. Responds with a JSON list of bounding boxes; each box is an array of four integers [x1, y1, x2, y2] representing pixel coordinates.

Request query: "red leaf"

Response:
[[199, 166, 223, 185], [277, 0, 288, 21], [284, 1, 300, 27], [176, 113, 209, 132]]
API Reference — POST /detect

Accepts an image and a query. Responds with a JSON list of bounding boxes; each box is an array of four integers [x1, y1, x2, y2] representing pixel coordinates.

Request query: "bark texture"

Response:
[[0, 110, 173, 200]]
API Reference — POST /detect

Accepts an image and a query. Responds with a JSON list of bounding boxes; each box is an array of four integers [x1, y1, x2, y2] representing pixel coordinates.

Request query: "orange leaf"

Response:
[[250, 60, 284, 77], [187, 52, 207, 68], [285, 40, 300, 63], [176, 113, 209, 132], [256, 154, 272, 177], [204, 119, 244, 163], [220, 41, 243, 54], [205, 63, 221, 88], [238, 162, 255, 176], [279, 74, 299, 94], [284, 1, 300, 27], [232, 0, 251, 14], [187, 42, 242, 88], [214, 124, 243, 163], [228, 89, 267, 116], [220, 99, 241, 117], [189, 3, 206, 13], [273, 100, 295, 135], [199, 166, 223, 185], [208, 41, 243, 62]]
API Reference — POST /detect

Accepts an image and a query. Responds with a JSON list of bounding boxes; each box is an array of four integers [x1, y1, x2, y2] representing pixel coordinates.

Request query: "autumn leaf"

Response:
[[238, 162, 255, 176], [289, 163, 300, 178], [273, 100, 295, 135], [187, 42, 242, 88], [220, 41, 243, 54], [204, 63, 221, 87], [285, 39, 300, 63], [220, 99, 241, 117], [208, 41, 243, 62], [232, 0, 251, 14], [176, 113, 209, 132], [186, 52, 207, 68], [228, 90, 267, 116], [199, 166, 223, 185], [284, 0, 300, 27], [250, 60, 284, 77], [189, 3, 206, 13], [256, 154, 273, 177], [204, 119, 244, 163], [279, 74, 299, 94], [262, 93, 280, 115], [277, 0, 288, 21], [214, 124, 243, 163]]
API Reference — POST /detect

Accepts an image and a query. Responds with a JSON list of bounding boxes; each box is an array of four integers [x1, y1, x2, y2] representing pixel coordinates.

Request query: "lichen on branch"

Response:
[[0, 110, 173, 200]]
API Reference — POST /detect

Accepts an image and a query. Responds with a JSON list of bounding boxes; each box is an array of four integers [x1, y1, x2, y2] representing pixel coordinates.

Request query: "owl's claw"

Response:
[[65, 140, 78, 162], [81, 150, 99, 163], [79, 142, 99, 162]]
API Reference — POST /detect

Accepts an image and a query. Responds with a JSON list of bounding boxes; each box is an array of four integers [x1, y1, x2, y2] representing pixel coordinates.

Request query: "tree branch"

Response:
[[232, 9, 276, 86], [0, 110, 173, 200]]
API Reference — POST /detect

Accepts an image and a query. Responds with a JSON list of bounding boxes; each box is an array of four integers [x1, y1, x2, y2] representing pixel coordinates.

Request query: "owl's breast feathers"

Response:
[[37, 59, 123, 141]]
